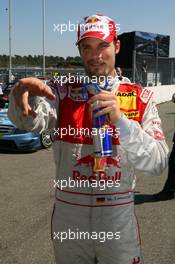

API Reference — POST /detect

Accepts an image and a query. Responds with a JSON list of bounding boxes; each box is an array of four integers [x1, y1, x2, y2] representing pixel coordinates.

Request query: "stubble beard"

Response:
[[84, 64, 110, 82], [84, 64, 116, 84]]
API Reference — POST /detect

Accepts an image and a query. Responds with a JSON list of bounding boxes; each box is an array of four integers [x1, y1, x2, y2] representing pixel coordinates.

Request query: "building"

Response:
[[116, 31, 174, 86]]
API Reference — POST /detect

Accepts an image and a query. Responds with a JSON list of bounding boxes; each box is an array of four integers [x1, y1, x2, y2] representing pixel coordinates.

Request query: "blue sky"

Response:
[[0, 0, 175, 58]]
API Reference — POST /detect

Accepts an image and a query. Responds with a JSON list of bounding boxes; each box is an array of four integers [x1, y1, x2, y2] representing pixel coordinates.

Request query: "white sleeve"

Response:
[[116, 98, 169, 176], [8, 86, 58, 133]]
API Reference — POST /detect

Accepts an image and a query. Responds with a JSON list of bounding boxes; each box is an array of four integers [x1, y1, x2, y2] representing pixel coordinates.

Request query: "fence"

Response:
[[122, 55, 175, 87]]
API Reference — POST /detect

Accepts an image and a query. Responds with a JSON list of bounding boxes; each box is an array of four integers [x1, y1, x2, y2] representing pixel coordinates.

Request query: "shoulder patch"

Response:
[[140, 88, 153, 104]]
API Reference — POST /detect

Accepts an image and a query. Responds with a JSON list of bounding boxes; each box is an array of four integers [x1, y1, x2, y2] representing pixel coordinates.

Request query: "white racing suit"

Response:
[[8, 79, 169, 264]]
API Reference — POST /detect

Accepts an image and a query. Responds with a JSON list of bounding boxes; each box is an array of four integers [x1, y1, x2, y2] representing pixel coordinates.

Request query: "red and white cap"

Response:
[[76, 14, 117, 45]]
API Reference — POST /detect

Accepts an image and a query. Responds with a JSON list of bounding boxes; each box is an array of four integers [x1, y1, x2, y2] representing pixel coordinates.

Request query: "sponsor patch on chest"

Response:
[[117, 91, 137, 111], [140, 88, 153, 104]]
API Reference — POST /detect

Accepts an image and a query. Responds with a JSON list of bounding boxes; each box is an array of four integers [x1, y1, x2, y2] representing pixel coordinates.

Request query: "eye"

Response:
[[99, 43, 110, 49], [80, 47, 90, 54], [81, 45, 91, 51]]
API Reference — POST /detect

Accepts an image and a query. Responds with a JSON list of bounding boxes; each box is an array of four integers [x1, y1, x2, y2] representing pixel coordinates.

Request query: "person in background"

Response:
[[0, 82, 4, 95], [116, 67, 131, 83], [154, 100, 175, 201]]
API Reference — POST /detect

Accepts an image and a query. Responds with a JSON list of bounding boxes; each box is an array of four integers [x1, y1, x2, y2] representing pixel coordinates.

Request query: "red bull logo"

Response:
[[74, 155, 94, 167], [72, 170, 121, 183], [104, 156, 121, 168], [74, 155, 121, 170], [86, 16, 101, 24]]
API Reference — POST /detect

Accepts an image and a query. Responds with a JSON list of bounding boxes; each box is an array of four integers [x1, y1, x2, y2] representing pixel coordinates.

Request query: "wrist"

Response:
[[115, 113, 131, 138]]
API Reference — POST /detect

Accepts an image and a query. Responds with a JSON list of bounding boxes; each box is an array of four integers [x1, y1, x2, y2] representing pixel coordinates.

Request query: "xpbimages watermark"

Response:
[[53, 126, 120, 139], [53, 228, 121, 243], [53, 73, 120, 86], [53, 20, 121, 35], [53, 178, 121, 191]]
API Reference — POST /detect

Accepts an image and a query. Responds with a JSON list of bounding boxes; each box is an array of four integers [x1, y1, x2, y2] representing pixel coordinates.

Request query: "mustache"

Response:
[[88, 59, 104, 65]]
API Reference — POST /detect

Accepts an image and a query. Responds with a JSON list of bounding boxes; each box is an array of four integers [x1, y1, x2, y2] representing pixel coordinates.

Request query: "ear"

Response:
[[114, 40, 120, 55]]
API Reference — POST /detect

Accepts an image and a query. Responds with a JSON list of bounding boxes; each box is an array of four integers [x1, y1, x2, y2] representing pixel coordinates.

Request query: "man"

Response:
[[154, 132, 175, 200], [154, 94, 175, 201], [0, 82, 3, 95], [116, 67, 131, 83], [8, 14, 168, 264]]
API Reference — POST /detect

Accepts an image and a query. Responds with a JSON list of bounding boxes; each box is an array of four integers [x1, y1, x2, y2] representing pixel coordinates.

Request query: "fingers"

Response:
[[13, 83, 31, 117], [18, 77, 56, 99], [40, 84, 56, 100], [15, 88, 35, 117], [20, 90, 29, 116], [88, 91, 118, 112], [13, 82, 26, 109], [90, 100, 114, 112], [88, 91, 116, 105], [21, 91, 37, 117], [88, 91, 121, 122], [12, 77, 56, 117], [94, 106, 113, 117], [93, 103, 121, 122]]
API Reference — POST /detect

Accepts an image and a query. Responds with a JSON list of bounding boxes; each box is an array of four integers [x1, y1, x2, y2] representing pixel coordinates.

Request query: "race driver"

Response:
[[8, 14, 169, 264]]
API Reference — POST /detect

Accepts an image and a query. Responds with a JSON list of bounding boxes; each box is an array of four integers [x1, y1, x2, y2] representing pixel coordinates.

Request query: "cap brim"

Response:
[[76, 34, 114, 46]]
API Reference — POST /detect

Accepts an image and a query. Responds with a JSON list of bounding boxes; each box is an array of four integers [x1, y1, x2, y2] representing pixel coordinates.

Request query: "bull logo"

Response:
[[74, 155, 94, 167], [86, 16, 100, 24], [74, 154, 121, 170]]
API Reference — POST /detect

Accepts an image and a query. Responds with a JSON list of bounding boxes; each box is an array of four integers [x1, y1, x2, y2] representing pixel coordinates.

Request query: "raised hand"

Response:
[[12, 77, 56, 117]]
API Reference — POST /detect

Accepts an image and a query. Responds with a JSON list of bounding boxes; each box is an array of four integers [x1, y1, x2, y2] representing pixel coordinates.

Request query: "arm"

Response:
[[116, 98, 169, 175], [8, 78, 58, 133], [88, 88, 169, 176]]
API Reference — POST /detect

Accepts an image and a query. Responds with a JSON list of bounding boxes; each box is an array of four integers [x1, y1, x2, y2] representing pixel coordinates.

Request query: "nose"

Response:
[[90, 47, 102, 61]]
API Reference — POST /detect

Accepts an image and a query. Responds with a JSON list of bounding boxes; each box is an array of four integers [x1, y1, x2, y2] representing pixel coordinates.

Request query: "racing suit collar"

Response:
[[86, 70, 120, 94]]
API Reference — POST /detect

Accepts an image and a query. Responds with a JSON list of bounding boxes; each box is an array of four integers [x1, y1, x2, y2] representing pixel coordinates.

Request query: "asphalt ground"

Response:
[[0, 101, 175, 264]]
